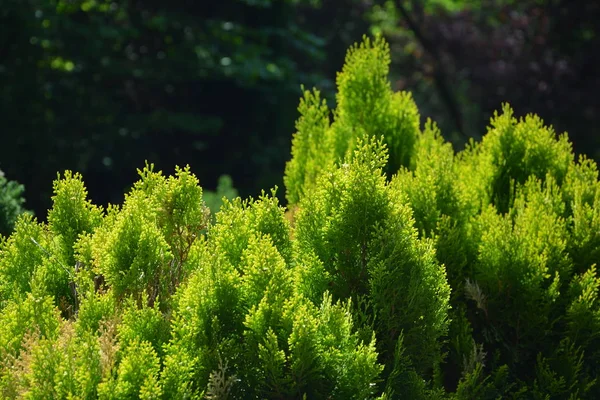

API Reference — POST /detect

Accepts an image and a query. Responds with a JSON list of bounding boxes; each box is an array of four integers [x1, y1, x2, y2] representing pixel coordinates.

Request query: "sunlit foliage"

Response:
[[0, 35, 598, 399]]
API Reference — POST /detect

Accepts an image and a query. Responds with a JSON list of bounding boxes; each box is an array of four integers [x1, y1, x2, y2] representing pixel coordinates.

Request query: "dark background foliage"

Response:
[[1, 0, 598, 219], [374, 0, 600, 155]]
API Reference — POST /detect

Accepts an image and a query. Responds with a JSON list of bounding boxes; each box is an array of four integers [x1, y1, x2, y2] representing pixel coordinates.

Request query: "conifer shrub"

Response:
[[0, 34, 599, 399]]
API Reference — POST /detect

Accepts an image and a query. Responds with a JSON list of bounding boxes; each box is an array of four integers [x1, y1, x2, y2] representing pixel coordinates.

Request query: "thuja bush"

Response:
[[285, 35, 600, 399], [1, 34, 599, 399]]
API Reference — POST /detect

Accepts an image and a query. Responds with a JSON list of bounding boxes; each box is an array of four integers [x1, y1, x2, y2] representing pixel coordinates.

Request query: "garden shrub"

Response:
[[0, 34, 599, 399], [284, 36, 420, 207], [293, 136, 451, 385]]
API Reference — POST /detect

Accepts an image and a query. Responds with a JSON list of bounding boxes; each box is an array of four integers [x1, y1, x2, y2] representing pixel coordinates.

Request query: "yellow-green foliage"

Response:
[[284, 35, 600, 399], [48, 171, 103, 267], [0, 215, 46, 304], [1, 35, 600, 400], [284, 88, 333, 205], [294, 137, 451, 381], [284, 35, 420, 206], [456, 104, 574, 215], [392, 119, 459, 237]]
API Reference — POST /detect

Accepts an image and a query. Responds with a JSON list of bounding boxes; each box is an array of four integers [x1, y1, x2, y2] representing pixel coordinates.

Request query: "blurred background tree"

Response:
[[0, 169, 29, 236], [0, 0, 598, 219], [0, 0, 370, 216], [367, 0, 600, 156]]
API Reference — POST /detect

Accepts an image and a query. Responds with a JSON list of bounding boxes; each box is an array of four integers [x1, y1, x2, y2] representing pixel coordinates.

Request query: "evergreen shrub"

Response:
[[0, 35, 599, 399]]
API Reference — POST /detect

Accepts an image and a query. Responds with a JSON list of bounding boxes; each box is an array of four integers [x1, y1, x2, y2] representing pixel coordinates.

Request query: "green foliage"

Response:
[[0, 322, 103, 399], [563, 158, 600, 274], [161, 191, 382, 398], [0, 292, 60, 359], [48, 170, 103, 267], [392, 119, 459, 238], [118, 296, 170, 357], [99, 338, 162, 400], [92, 190, 173, 302], [471, 178, 569, 367], [285, 35, 600, 398], [458, 105, 574, 214], [0, 171, 29, 237], [284, 88, 333, 204], [203, 175, 239, 216], [0, 214, 46, 305], [333, 35, 420, 174], [1, 34, 600, 399], [293, 136, 451, 384], [284, 34, 421, 206], [74, 287, 115, 336]]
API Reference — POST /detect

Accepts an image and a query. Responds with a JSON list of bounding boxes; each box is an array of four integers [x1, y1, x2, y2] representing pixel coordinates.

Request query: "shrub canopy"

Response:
[[0, 35, 599, 399]]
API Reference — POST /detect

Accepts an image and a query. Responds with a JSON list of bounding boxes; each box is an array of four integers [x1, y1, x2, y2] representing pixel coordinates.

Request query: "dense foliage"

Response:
[[1, 35, 599, 399], [0, 170, 29, 237]]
